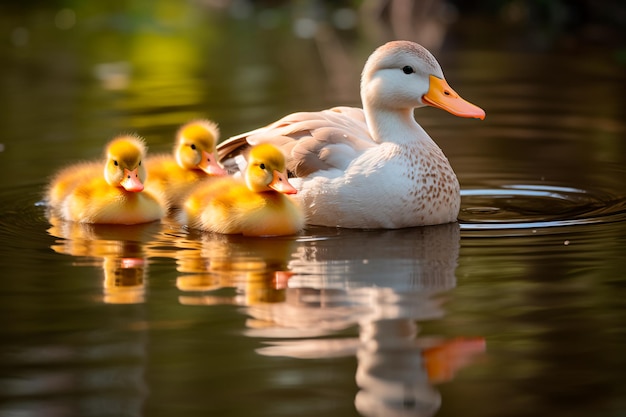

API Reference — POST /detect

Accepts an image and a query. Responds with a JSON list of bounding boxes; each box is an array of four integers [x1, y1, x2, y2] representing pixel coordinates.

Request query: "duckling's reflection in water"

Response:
[[175, 230, 296, 306], [47, 216, 160, 304], [44, 216, 151, 415], [178, 223, 485, 416]]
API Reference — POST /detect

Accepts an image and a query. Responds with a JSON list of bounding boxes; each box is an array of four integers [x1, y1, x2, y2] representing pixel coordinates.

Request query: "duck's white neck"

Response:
[[363, 104, 431, 146]]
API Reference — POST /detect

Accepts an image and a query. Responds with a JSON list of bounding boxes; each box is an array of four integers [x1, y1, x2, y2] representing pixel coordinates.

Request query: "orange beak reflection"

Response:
[[422, 75, 485, 120]]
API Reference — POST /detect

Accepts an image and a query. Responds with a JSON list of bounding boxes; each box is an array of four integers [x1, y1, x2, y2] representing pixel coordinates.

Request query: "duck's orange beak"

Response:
[[269, 170, 297, 194], [423, 337, 486, 383], [198, 150, 228, 176], [120, 168, 144, 192], [422, 75, 485, 120]]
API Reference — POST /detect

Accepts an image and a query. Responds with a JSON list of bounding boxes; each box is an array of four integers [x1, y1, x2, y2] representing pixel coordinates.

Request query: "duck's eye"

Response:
[[190, 144, 196, 150], [259, 163, 266, 170], [113, 160, 118, 166], [402, 66, 414, 75], [138, 160, 142, 166]]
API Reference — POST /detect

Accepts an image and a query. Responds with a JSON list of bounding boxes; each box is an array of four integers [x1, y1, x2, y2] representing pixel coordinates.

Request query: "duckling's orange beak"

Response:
[[120, 257, 145, 269], [198, 150, 228, 176], [269, 170, 297, 194], [422, 75, 485, 120], [120, 168, 144, 192]]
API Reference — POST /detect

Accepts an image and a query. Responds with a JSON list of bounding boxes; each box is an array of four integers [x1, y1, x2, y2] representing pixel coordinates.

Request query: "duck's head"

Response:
[[245, 144, 297, 194], [360, 40, 485, 119], [104, 135, 147, 192], [175, 120, 227, 176]]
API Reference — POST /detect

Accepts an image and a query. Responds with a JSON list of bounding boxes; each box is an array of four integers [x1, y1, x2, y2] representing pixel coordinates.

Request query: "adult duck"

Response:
[[145, 119, 227, 207], [46, 135, 166, 224], [181, 143, 305, 236], [217, 40, 485, 228]]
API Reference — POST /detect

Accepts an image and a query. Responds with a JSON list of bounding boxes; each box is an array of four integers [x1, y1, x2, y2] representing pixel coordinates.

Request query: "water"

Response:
[[1, 2, 626, 417]]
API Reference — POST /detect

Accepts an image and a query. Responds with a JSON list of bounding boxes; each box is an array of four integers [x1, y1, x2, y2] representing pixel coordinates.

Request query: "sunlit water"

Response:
[[1, 3, 626, 417]]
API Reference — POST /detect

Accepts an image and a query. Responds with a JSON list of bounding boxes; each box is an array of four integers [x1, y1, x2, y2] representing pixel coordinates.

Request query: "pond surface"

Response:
[[1, 2, 626, 417]]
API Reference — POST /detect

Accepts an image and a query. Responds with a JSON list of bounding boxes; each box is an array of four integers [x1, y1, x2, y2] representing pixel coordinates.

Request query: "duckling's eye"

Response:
[[113, 160, 118, 166], [138, 160, 142, 166], [402, 66, 414, 75], [190, 144, 196, 150], [259, 163, 266, 170]]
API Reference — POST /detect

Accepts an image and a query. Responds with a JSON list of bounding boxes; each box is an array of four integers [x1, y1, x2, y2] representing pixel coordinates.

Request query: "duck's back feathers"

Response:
[[220, 107, 375, 177]]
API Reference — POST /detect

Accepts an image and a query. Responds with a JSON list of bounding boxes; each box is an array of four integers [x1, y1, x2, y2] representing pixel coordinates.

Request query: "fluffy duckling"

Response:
[[182, 143, 305, 236], [47, 135, 166, 224], [145, 119, 227, 207]]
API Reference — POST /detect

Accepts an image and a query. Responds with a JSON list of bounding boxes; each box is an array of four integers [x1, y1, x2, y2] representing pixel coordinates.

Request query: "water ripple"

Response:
[[460, 184, 626, 232], [2, 182, 626, 250], [0, 184, 53, 251]]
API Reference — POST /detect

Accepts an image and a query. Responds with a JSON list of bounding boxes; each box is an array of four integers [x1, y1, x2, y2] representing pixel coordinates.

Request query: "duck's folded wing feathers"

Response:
[[217, 107, 375, 177]]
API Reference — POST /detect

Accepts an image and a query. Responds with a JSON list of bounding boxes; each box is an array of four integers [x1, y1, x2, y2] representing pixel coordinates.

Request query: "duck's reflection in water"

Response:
[[47, 216, 160, 304], [177, 223, 485, 416], [353, 321, 484, 416]]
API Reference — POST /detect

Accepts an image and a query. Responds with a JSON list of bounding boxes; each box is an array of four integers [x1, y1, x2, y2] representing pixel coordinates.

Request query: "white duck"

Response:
[[218, 40, 485, 229]]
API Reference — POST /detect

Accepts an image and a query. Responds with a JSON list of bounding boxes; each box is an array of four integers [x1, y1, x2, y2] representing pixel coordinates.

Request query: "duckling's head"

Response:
[[175, 120, 227, 176], [245, 144, 297, 194], [104, 135, 147, 192]]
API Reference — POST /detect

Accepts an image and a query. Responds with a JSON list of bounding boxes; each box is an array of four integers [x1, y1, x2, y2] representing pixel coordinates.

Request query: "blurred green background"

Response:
[[0, 0, 624, 188]]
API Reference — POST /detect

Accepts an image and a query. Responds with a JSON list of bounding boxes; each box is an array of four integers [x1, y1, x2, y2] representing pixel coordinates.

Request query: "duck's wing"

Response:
[[217, 106, 376, 177]]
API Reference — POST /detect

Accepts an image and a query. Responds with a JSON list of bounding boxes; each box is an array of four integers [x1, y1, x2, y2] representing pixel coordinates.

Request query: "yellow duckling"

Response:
[[182, 143, 305, 236], [145, 119, 227, 207], [46, 135, 166, 224]]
